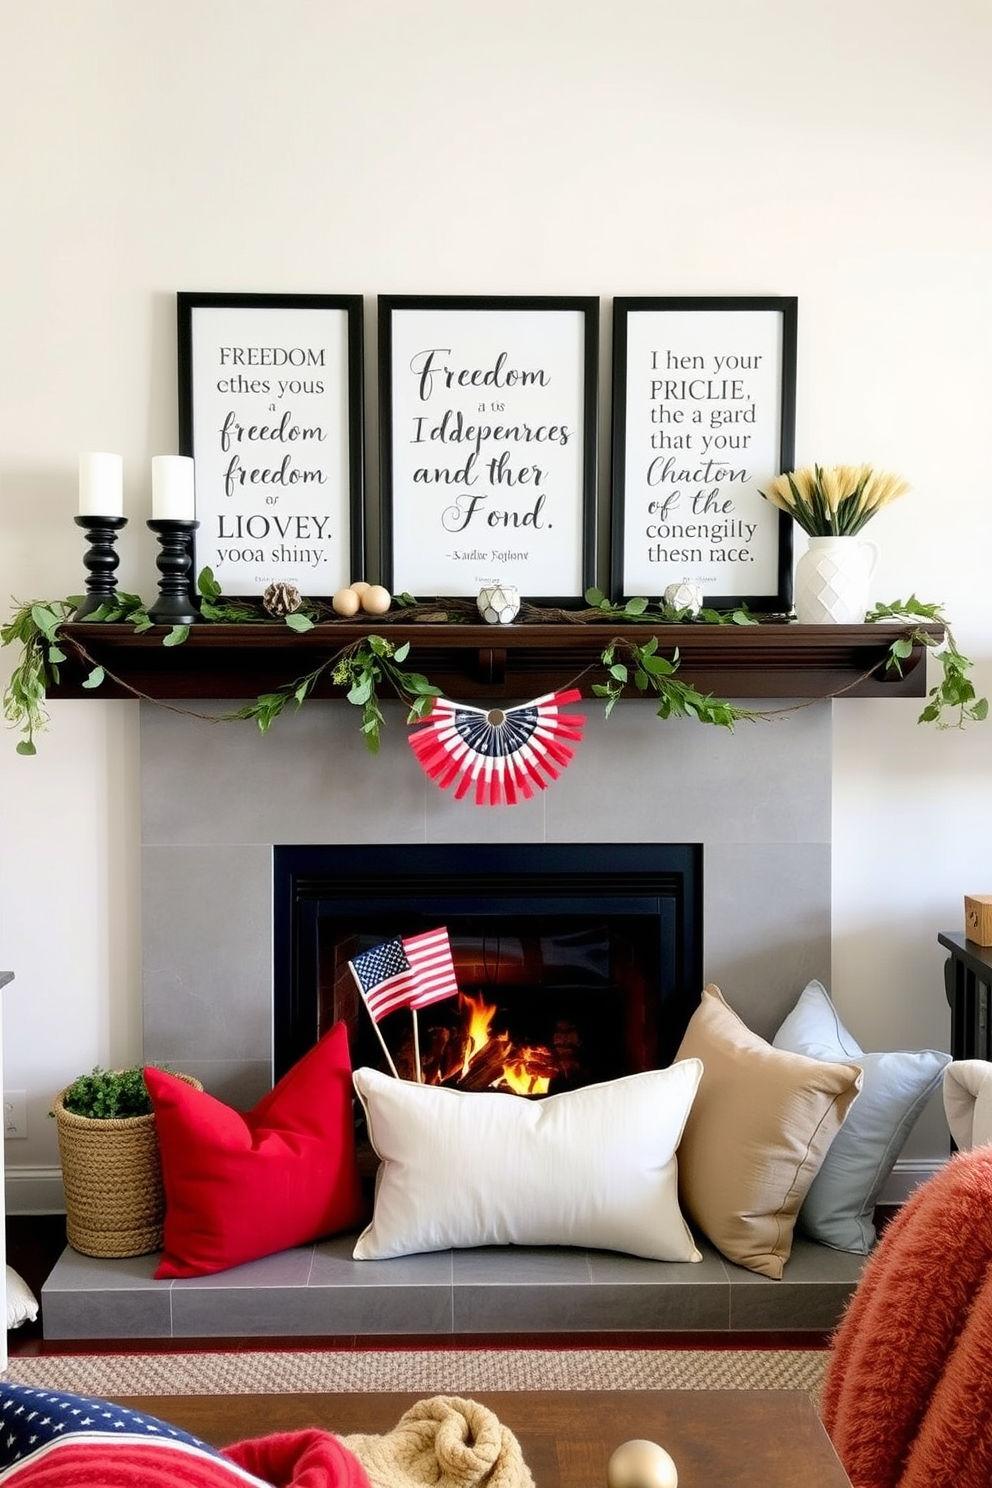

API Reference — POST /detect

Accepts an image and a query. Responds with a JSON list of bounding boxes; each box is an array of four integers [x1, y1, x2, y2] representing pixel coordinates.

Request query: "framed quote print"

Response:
[[610, 296, 798, 610], [378, 295, 599, 605], [177, 292, 365, 597]]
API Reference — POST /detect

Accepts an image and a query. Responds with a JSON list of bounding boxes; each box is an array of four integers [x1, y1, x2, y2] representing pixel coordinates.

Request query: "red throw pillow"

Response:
[[146, 1022, 367, 1278]]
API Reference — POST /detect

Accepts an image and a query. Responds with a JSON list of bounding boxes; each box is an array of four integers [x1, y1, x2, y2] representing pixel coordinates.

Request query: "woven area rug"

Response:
[[5, 1347, 827, 1398]]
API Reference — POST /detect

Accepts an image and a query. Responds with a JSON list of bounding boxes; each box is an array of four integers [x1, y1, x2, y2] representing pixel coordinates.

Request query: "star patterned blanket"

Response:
[[0, 1383, 273, 1486], [0, 1381, 380, 1488]]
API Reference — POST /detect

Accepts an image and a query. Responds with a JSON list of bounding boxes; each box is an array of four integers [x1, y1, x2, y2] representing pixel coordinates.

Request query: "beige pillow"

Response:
[[674, 984, 863, 1278]]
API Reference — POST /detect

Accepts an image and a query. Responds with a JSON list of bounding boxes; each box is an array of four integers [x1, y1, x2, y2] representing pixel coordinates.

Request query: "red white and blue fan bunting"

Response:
[[408, 688, 586, 805]]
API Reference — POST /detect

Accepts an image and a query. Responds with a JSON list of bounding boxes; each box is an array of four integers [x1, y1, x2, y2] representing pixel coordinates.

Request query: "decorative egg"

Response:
[[663, 581, 703, 617], [349, 580, 371, 596], [361, 584, 392, 615], [606, 1439, 678, 1488], [332, 587, 361, 617]]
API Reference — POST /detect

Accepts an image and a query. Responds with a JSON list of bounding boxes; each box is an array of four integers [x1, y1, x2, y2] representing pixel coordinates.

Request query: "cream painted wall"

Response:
[[2, 0, 990, 1200]]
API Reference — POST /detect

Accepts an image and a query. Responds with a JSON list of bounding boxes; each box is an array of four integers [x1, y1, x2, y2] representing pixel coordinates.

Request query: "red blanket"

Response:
[[224, 1430, 372, 1488]]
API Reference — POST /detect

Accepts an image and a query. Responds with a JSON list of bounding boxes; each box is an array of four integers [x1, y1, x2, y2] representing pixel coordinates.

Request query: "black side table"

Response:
[[938, 932, 992, 1061]]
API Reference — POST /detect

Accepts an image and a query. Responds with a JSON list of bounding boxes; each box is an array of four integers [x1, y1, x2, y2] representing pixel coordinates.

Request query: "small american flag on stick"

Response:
[[348, 927, 460, 1081], [349, 927, 459, 1022]]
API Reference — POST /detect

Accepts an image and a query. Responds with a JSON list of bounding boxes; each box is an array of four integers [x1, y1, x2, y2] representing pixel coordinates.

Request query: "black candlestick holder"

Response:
[[147, 518, 200, 626], [72, 514, 128, 620]]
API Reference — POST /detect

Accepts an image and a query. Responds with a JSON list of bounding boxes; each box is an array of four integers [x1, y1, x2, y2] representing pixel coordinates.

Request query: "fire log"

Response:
[[456, 1034, 514, 1092]]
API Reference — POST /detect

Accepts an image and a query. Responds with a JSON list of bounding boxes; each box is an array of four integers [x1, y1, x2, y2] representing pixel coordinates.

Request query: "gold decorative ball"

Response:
[[361, 584, 392, 615], [606, 1439, 678, 1488], [332, 587, 361, 617]]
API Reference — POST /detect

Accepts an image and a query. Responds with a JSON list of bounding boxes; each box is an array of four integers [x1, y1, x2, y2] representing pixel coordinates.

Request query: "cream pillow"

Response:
[[674, 984, 863, 1278], [6, 1266, 38, 1330], [943, 1059, 992, 1151], [352, 1061, 704, 1262]]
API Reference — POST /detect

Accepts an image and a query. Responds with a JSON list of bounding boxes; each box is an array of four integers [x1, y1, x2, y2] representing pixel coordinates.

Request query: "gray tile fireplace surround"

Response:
[[44, 694, 840, 1341], [138, 695, 832, 1109]]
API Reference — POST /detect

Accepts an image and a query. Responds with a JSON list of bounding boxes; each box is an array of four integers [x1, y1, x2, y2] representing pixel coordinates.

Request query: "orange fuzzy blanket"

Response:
[[822, 1145, 992, 1488]]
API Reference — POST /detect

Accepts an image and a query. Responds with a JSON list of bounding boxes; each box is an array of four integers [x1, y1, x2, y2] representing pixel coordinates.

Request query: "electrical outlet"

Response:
[[4, 1090, 27, 1139]]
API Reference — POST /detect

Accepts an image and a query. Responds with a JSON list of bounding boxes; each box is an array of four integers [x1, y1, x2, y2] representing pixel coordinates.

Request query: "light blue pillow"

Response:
[[773, 980, 950, 1254]]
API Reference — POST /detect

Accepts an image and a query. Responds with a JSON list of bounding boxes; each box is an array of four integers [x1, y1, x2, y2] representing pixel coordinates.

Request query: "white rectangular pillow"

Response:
[[352, 1060, 703, 1262]]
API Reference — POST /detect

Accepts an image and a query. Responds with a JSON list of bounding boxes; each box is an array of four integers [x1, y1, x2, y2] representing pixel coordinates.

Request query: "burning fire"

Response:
[[442, 991, 552, 1096], [500, 1055, 551, 1097], [461, 992, 497, 1076]]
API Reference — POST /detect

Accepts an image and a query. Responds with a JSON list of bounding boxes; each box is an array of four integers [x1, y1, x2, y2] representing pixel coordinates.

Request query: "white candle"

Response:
[[152, 455, 196, 520], [78, 452, 124, 518]]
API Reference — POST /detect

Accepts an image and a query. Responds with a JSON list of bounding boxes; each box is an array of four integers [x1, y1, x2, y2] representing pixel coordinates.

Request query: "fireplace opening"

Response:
[[273, 843, 702, 1090], [330, 917, 668, 1093]]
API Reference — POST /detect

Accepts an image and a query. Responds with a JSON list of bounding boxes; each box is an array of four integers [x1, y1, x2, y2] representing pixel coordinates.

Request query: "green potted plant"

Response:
[[52, 1064, 201, 1258]]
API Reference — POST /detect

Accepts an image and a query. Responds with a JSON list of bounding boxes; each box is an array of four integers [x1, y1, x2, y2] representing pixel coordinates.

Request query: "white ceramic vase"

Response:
[[794, 535, 879, 624]]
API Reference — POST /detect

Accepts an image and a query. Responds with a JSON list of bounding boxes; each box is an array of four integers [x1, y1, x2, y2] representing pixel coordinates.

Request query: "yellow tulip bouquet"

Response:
[[760, 463, 910, 536]]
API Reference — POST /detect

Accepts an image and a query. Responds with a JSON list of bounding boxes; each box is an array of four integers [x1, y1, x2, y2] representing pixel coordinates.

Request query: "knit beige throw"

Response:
[[343, 1396, 535, 1488]]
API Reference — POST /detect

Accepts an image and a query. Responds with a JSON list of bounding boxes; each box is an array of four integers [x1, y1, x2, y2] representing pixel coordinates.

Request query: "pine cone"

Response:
[[262, 581, 302, 617]]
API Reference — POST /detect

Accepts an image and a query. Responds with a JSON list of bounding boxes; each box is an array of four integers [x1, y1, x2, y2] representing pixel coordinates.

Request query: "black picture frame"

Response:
[[378, 294, 599, 606], [610, 296, 797, 611], [177, 292, 365, 597]]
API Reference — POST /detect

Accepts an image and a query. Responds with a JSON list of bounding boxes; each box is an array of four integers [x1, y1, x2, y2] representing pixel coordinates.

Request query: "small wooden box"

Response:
[[965, 895, 992, 945]]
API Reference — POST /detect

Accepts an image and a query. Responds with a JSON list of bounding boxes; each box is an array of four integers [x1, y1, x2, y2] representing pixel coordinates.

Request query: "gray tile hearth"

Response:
[[40, 1234, 863, 1340]]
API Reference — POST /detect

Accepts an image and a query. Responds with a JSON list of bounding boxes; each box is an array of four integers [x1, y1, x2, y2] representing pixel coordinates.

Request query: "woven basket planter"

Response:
[[53, 1073, 201, 1258]]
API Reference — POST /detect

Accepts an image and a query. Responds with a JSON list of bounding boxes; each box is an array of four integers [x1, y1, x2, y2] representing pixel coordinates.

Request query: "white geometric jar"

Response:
[[794, 535, 879, 624], [477, 583, 521, 625]]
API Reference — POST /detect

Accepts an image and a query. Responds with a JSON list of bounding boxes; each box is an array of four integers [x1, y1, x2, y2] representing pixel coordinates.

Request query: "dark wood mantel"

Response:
[[46, 618, 940, 703]]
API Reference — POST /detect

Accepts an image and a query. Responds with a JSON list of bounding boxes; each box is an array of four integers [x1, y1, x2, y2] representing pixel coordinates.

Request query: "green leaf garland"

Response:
[[1, 584, 985, 754], [867, 596, 989, 728]]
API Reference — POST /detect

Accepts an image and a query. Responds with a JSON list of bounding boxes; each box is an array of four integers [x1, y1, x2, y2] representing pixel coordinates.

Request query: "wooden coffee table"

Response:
[[117, 1389, 852, 1487]]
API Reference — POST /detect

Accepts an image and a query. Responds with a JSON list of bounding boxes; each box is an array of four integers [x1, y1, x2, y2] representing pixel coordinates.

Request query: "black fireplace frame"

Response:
[[273, 842, 703, 1081]]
